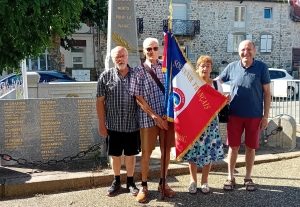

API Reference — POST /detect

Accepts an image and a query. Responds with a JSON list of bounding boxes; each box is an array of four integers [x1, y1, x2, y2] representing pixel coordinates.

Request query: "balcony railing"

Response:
[[163, 19, 200, 36], [290, 3, 300, 22]]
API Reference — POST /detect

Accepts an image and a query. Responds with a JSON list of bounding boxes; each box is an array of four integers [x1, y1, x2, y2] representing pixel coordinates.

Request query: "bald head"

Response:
[[238, 40, 256, 67], [239, 40, 255, 50]]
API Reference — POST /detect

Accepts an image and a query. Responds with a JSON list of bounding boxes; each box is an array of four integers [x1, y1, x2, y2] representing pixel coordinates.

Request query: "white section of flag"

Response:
[[173, 63, 206, 117]]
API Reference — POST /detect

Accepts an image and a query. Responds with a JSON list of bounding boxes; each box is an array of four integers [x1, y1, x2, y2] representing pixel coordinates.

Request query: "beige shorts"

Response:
[[140, 122, 175, 151]]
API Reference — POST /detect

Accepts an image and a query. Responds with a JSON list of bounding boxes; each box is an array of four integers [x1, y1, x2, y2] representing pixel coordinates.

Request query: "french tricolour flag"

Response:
[[163, 31, 227, 160]]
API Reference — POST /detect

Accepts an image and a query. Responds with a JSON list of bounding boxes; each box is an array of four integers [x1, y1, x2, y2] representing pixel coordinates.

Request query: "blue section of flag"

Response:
[[163, 31, 187, 120]]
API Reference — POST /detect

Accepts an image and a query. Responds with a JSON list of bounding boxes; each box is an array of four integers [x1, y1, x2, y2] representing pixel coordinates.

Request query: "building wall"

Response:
[[60, 34, 95, 68], [99, 0, 300, 74]]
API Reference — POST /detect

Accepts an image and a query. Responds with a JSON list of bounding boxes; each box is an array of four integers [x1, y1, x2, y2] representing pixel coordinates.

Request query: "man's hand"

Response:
[[153, 115, 169, 130], [259, 117, 268, 131], [98, 123, 108, 138]]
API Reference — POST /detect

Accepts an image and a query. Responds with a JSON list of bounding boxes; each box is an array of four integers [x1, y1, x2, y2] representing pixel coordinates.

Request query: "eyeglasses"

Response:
[[145, 47, 159, 52]]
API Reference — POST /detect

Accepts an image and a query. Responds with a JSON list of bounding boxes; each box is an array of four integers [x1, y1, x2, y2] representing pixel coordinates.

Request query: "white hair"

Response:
[[143, 38, 159, 48], [111, 46, 128, 58]]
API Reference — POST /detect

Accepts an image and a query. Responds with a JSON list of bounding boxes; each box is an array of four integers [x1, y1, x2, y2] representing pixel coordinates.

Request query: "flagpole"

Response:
[[161, 0, 173, 201]]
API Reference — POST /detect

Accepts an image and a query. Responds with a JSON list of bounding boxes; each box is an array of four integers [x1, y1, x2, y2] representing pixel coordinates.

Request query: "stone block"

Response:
[[266, 114, 296, 150]]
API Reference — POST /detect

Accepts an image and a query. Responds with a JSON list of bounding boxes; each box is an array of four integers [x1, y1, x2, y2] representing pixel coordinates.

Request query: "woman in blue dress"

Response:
[[182, 55, 230, 194]]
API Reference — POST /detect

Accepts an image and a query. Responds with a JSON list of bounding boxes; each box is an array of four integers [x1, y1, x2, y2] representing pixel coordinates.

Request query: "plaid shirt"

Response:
[[129, 60, 165, 128], [97, 66, 138, 132]]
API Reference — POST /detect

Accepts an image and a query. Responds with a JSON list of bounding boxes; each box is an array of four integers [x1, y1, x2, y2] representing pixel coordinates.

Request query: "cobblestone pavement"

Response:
[[1, 157, 300, 207]]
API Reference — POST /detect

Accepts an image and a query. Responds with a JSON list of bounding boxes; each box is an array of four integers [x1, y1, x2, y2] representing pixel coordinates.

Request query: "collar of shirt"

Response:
[[239, 59, 257, 69], [145, 59, 162, 69]]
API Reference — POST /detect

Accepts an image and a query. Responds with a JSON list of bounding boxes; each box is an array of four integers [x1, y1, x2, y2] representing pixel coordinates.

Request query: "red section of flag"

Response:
[[174, 83, 227, 159]]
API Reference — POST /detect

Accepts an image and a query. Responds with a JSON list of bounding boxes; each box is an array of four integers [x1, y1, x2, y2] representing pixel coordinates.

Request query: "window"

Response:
[[26, 49, 50, 71], [71, 47, 85, 68], [260, 35, 273, 52], [172, 3, 187, 35], [264, 8, 272, 19], [73, 56, 84, 69], [269, 71, 286, 79], [234, 6, 246, 27], [227, 34, 252, 52]]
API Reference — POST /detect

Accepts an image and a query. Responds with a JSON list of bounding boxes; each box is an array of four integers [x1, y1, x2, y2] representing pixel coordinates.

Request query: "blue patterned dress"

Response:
[[182, 82, 225, 168]]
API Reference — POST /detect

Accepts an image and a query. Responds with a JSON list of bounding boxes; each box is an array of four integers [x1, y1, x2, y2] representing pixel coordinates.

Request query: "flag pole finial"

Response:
[[168, 0, 173, 32]]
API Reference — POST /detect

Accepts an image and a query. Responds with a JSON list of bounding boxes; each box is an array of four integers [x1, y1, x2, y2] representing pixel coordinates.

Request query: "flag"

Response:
[[163, 31, 227, 160]]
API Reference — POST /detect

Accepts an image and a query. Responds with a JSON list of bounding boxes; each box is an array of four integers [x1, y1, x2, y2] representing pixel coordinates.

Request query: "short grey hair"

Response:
[[111, 46, 128, 58], [143, 38, 159, 48]]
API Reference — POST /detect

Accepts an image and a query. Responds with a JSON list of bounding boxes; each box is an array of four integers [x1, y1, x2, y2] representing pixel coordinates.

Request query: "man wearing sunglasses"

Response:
[[129, 38, 175, 203], [96, 46, 140, 197]]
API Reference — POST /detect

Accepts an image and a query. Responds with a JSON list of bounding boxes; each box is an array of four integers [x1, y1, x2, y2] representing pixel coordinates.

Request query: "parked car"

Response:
[[221, 68, 298, 98], [0, 71, 76, 84]]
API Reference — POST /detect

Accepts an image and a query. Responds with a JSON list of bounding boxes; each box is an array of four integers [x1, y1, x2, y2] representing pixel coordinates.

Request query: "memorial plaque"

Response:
[[105, 0, 140, 69], [0, 98, 104, 166]]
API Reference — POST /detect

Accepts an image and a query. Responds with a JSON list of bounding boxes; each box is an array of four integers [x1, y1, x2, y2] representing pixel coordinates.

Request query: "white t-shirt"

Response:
[[211, 80, 223, 94]]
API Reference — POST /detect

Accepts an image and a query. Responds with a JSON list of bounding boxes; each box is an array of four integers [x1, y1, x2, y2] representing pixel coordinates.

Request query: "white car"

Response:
[[221, 68, 298, 98]]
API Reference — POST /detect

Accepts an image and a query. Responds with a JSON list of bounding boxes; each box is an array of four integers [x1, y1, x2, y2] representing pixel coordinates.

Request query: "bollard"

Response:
[[265, 114, 296, 150]]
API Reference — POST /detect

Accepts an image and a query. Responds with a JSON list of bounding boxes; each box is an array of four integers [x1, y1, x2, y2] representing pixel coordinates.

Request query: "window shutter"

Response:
[[246, 34, 252, 40], [227, 34, 234, 52], [266, 35, 272, 52], [172, 4, 187, 20], [260, 35, 267, 52]]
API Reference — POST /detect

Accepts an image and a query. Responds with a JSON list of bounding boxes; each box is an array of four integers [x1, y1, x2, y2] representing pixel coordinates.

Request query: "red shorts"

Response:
[[226, 116, 262, 149]]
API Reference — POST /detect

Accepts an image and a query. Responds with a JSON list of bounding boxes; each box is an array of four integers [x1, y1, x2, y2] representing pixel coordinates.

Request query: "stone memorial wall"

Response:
[[0, 98, 104, 166]]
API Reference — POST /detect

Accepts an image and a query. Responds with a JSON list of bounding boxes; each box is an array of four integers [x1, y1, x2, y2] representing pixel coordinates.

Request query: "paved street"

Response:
[[1, 157, 300, 207]]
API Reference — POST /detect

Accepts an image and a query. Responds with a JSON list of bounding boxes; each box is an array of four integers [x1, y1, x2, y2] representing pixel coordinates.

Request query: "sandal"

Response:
[[244, 179, 256, 191], [200, 183, 210, 194], [188, 182, 197, 194], [223, 177, 236, 191]]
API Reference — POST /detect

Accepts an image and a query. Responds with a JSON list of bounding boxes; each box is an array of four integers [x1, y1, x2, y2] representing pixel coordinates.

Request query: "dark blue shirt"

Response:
[[219, 60, 271, 118]]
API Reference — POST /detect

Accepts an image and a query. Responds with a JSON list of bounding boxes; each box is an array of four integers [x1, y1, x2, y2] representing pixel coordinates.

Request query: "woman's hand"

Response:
[[225, 94, 231, 102]]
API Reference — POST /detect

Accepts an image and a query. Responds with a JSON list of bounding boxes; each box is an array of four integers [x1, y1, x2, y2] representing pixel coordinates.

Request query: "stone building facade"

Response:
[[99, 0, 300, 77]]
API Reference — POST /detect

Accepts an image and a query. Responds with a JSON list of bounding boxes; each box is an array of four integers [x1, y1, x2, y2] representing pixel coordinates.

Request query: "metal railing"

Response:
[[270, 80, 300, 124], [163, 19, 200, 36]]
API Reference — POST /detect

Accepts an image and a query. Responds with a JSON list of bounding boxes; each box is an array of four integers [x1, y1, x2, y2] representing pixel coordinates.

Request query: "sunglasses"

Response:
[[145, 47, 159, 52]]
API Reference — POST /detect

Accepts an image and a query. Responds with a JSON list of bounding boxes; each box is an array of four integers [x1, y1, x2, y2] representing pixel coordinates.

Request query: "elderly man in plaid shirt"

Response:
[[96, 46, 140, 197], [129, 38, 175, 203]]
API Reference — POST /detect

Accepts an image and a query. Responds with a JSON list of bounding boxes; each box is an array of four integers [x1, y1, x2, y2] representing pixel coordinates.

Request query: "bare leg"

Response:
[[125, 155, 136, 177], [245, 145, 255, 179], [141, 150, 152, 182], [111, 156, 122, 176], [189, 162, 198, 183], [227, 146, 239, 180], [201, 164, 212, 184]]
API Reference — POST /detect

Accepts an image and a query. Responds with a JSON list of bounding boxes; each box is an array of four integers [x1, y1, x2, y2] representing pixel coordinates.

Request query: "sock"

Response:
[[159, 178, 163, 185], [127, 176, 133, 183], [114, 175, 120, 183], [141, 181, 147, 186]]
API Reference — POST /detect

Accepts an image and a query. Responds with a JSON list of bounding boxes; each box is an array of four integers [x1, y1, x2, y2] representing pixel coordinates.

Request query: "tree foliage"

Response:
[[0, 0, 84, 73], [61, 0, 108, 50], [0, 0, 108, 74]]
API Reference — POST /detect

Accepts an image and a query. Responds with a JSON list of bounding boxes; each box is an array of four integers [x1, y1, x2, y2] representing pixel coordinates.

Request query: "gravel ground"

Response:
[[1, 157, 300, 207]]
